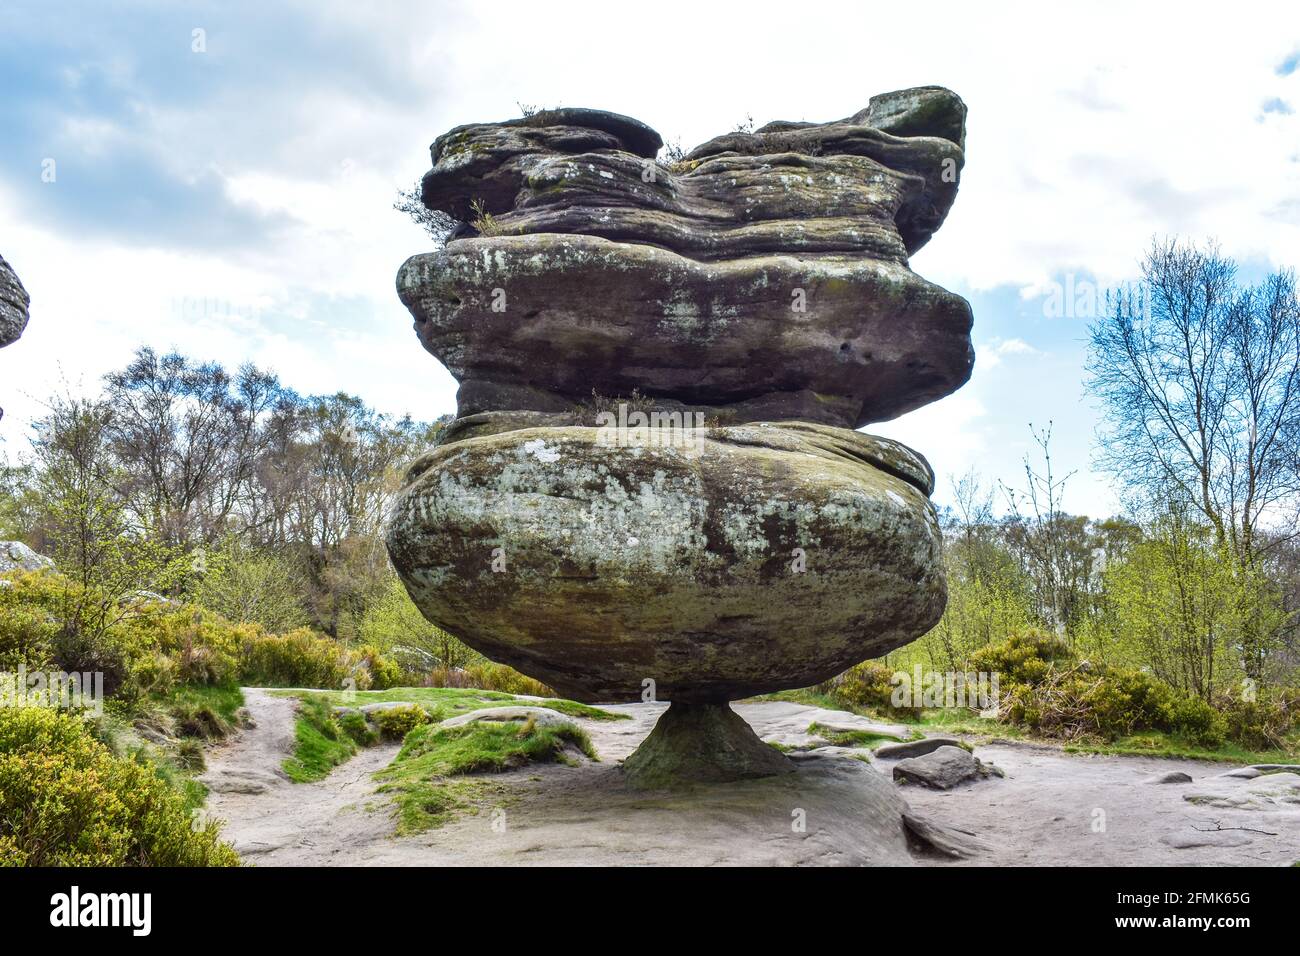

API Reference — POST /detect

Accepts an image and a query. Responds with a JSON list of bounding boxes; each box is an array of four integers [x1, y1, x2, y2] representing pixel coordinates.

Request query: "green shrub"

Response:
[[1217, 690, 1299, 750], [3, 568, 401, 700], [1164, 694, 1226, 747], [170, 699, 231, 740], [355, 643, 403, 690], [337, 710, 378, 746], [175, 738, 206, 772], [817, 660, 922, 718], [0, 705, 238, 866], [0, 571, 57, 671], [428, 661, 555, 697], [239, 628, 382, 690], [374, 704, 431, 741], [968, 628, 1073, 686], [117, 604, 245, 691], [1002, 663, 1227, 746]]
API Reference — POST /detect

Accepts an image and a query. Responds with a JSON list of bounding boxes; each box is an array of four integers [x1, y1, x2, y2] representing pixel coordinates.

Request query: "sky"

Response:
[[1, 0, 1298, 518]]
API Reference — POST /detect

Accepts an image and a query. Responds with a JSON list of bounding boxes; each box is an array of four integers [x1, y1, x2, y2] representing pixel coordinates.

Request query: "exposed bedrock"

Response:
[[384, 421, 946, 704]]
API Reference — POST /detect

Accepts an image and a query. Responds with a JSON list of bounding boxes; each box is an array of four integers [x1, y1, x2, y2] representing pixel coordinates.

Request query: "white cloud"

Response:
[[3, 0, 1296, 520]]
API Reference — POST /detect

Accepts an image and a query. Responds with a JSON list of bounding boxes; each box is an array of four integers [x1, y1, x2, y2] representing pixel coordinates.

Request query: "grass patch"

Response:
[[337, 710, 378, 746], [1061, 731, 1297, 765], [165, 684, 245, 740], [283, 694, 359, 783], [376, 717, 595, 833], [271, 686, 627, 722], [806, 722, 905, 748]]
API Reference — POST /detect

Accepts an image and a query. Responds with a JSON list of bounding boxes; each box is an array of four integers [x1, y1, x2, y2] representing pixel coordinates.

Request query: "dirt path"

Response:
[[199, 688, 402, 862], [199, 691, 1300, 866]]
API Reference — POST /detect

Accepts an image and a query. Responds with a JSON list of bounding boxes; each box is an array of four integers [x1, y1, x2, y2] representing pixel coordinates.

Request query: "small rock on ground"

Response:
[[893, 745, 992, 790]]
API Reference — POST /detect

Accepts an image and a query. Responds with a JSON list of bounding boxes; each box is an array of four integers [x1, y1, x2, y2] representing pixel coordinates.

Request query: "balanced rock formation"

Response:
[[387, 88, 974, 784], [0, 254, 31, 422]]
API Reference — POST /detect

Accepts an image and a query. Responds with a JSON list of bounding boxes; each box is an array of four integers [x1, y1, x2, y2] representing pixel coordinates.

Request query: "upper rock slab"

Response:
[[420, 89, 965, 260], [402, 89, 973, 428]]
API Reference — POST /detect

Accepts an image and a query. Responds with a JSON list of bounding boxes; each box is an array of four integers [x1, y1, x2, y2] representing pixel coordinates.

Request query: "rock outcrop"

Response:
[[0, 255, 31, 422], [386, 88, 974, 785], [0, 541, 54, 576]]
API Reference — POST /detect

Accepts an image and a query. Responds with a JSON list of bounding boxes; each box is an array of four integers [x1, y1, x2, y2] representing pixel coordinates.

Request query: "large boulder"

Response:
[[386, 420, 945, 703], [892, 745, 993, 790], [399, 237, 972, 429]]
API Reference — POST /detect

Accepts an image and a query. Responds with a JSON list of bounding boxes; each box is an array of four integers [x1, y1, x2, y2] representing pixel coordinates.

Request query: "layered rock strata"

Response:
[[386, 88, 974, 784]]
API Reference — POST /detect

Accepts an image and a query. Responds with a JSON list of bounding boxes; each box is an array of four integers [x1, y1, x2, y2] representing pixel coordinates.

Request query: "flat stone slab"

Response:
[[203, 768, 283, 795], [876, 737, 965, 760], [902, 811, 991, 859], [354, 701, 427, 716], [1183, 771, 1300, 810], [1216, 767, 1263, 779], [733, 701, 913, 741], [417, 751, 922, 866]]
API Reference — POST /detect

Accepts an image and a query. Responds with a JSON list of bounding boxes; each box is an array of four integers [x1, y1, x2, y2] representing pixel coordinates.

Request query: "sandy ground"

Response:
[[199, 689, 1300, 866]]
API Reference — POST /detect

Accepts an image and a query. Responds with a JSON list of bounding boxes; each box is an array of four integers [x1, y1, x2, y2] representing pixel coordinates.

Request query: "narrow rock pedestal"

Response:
[[621, 702, 794, 788]]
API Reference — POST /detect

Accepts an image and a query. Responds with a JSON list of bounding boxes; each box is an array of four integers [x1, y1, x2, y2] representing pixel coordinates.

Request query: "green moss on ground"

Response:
[[278, 687, 615, 799], [751, 686, 1293, 763], [376, 717, 596, 833], [282, 695, 359, 783], [1061, 732, 1298, 765], [805, 722, 906, 748]]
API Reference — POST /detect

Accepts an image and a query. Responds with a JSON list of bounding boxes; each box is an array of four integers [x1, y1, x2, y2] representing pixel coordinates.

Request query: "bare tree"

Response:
[[1088, 238, 1300, 566], [394, 179, 455, 245], [102, 348, 283, 549], [999, 423, 1101, 636], [1089, 238, 1300, 679]]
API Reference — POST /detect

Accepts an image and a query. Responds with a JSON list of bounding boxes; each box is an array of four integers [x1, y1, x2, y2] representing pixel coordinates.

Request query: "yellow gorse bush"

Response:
[[0, 705, 239, 866]]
